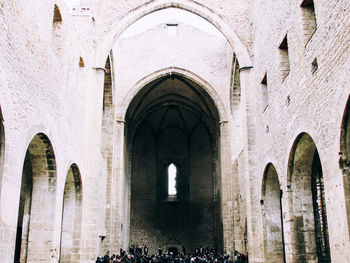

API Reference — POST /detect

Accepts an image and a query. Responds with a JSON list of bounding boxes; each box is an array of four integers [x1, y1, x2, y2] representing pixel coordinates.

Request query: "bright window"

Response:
[[168, 163, 177, 196], [167, 24, 178, 38]]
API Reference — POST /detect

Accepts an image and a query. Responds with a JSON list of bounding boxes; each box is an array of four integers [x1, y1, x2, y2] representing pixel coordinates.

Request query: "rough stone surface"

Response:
[[0, 0, 349, 262]]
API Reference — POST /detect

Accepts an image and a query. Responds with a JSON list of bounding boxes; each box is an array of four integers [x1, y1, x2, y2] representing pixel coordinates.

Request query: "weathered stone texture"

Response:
[[253, 0, 350, 262], [0, 0, 349, 262]]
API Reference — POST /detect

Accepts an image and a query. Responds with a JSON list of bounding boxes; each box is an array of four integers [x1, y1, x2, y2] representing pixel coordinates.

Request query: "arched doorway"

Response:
[[261, 163, 285, 263], [340, 96, 350, 235], [125, 73, 223, 254], [60, 164, 83, 262], [288, 133, 331, 263], [14, 133, 57, 262], [0, 107, 4, 199]]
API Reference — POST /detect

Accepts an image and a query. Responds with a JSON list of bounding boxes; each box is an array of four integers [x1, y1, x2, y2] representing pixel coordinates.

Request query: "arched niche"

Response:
[[60, 163, 83, 262], [14, 133, 57, 262], [126, 73, 222, 253], [261, 163, 285, 263], [288, 133, 331, 263], [339, 95, 350, 237]]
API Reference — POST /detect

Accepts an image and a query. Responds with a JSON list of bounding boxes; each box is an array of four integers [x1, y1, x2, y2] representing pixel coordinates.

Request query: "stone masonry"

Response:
[[0, 0, 350, 262]]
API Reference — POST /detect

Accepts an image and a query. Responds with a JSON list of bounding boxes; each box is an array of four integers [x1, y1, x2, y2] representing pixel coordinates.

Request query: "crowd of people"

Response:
[[95, 245, 248, 263]]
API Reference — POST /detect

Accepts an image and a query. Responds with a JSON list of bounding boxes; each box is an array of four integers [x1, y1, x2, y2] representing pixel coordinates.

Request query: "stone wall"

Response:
[[0, 0, 349, 262], [252, 0, 350, 262]]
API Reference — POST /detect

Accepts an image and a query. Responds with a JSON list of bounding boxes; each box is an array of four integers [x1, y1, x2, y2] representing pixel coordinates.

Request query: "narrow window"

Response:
[[167, 24, 178, 38], [230, 54, 241, 114], [79, 57, 85, 68], [102, 55, 112, 112], [301, 0, 317, 44], [261, 73, 268, 111], [311, 57, 318, 73], [52, 5, 63, 51], [168, 163, 177, 196], [279, 35, 290, 81], [53, 5, 62, 27]]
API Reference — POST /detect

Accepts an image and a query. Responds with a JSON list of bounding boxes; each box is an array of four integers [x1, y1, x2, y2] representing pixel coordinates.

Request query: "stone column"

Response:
[[239, 67, 264, 263], [107, 119, 126, 253], [220, 120, 235, 255], [80, 67, 106, 261]]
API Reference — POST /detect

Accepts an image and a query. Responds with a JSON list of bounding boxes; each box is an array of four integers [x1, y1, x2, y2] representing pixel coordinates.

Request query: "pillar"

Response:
[[106, 119, 126, 253], [220, 120, 235, 255], [240, 67, 264, 263], [80, 67, 106, 261]]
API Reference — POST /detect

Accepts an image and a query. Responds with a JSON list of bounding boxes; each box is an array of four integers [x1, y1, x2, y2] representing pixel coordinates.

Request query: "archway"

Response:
[[60, 163, 83, 262], [340, 95, 350, 236], [125, 73, 223, 254], [0, 107, 4, 201], [14, 133, 57, 262], [288, 133, 331, 263], [261, 163, 285, 263], [94, 0, 252, 69]]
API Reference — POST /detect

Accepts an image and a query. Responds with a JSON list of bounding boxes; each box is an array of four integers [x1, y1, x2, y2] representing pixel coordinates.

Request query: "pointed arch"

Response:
[[119, 67, 228, 123], [340, 95, 350, 237], [60, 163, 83, 262], [14, 133, 57, 262], [94, 0, 252, 69], [288, 133, 331, 263], [261, 163, 285, 263], [0, 107, 4, 203], [126, 68, 223, 252]]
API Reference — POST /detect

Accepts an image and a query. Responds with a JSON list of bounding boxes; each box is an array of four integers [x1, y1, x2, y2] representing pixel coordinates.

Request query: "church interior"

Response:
[[0, 0, 350, 262]]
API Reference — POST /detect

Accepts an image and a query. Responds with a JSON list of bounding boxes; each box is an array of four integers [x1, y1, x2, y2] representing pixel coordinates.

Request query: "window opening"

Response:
[[311, 57, 318, 73], [53, 5, 62, 25], [167, 24, 178, 38], [168, 163, 177, 196], [279, 35, 290, 81], [102, 55, 112, 112], [230, 54, 241, 114], [301, 0, 317, 44], [52, 5, 63, 52], [261, 73, 268, 111], [79, 57, 85, 67]]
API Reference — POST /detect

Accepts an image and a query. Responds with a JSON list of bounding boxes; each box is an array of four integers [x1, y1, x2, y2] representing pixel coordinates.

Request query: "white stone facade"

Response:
[[0, 0, 349, 262]]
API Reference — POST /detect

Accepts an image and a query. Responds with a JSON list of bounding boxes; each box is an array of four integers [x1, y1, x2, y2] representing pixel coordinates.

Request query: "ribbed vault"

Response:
[[125, 73, 223, 254]]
